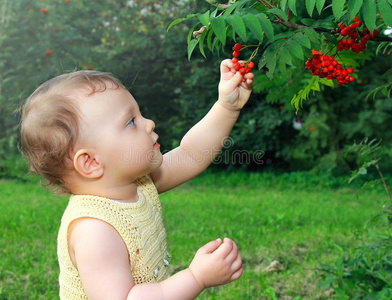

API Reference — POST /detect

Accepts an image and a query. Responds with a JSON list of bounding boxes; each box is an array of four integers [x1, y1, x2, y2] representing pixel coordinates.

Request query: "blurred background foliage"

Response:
[[0, 0, 391, 180]]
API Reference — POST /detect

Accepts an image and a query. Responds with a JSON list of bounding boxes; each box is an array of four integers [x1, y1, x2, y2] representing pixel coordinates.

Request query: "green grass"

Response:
[[0, 171, 387, 299]]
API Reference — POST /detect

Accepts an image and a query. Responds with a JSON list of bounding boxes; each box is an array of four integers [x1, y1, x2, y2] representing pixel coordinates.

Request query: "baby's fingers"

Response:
[[231, 265, 243, 281]]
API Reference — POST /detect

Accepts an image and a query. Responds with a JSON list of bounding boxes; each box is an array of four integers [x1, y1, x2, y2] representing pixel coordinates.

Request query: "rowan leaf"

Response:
[[378, 0, 392, 26], [206, 27, 214, 50], [302, 27, 319, 43], [187, 23, 200, 44], [167, 14, 198, 31], [197, 11, 210, 27], [226, 14, 247, 41], [362, 0, 377, 32], [347, 0, 363, 21], [280, 0, 288, 12], [288, 39, 304, 59], [306, 0, 316, 17], [242, 13, 264, 43], [278, 58, 288, 75], [288, 0, 298, 16], [319, 78, 335, 87], [266, 56, 278, 78], [257, 13, 274, 39], [294, 33, 311, 49], [223, 2, 238, 16], [187, 39, 198, 60], [280, 45, 293, 65], [332, 0, 345, 20], [316, 0, 326, 15], [210, 15, 226, 45], [267, 8, 288, 21], [198, 28, 208, 58]]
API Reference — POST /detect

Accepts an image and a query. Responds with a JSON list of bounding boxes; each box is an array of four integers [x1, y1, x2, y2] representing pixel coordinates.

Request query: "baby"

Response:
[[20, 59, 253, 299]]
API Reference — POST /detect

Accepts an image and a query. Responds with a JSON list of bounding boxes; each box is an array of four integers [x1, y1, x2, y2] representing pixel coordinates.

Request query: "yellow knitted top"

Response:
[[57, 175, 170, 299]]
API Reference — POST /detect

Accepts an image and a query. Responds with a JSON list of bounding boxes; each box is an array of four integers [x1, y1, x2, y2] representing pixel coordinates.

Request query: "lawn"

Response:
[[0, 171, 386, 299]]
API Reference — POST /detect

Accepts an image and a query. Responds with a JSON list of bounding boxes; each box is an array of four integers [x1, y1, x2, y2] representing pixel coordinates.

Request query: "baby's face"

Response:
[[77, 86, 162, 182]]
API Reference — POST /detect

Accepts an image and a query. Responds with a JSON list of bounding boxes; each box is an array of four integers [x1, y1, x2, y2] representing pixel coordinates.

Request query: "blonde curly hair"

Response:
[[20, 70, 124, 194]]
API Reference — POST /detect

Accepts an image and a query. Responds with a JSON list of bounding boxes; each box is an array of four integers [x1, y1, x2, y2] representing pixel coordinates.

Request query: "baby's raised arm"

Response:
[[151, 59, 253, 193]]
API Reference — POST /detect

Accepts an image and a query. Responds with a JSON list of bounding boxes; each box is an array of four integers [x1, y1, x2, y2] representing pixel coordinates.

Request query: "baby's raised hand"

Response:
[[218, 59, 254, 111], [189, 237, 243, 289]]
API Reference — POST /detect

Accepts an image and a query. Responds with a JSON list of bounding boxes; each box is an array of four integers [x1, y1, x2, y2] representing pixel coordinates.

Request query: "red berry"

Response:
[[232, 51, 239, 58], [239, 68, 246, 75], [232, 43, 242, 51], [247, 61, 254, 69], [232, 57, 238, 63], [347, 67, 353, 74]]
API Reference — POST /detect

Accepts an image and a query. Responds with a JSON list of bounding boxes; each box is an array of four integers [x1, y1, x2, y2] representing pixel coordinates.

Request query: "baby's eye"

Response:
[[127, 118, 135, 127]]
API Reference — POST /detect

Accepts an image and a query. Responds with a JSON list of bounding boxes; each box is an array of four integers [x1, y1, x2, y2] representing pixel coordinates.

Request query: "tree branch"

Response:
[[257, 0, 392, 41], [258, 0, 305, 29], [374, 158, 392, 200], [204, 0, 230, 9]]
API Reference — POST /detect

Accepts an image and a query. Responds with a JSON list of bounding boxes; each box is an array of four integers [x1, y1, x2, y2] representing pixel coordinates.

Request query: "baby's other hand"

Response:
[[218, 59, 254, 111], [189, 237, 243, 289]]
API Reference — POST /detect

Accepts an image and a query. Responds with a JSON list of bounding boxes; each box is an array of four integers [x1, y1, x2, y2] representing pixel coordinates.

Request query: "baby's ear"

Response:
[[73, 149, 104, 179]]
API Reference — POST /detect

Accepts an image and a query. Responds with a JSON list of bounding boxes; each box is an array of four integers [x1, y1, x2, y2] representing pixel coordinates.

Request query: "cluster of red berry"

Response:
[[337, 16, 378, 53], [231, 43, 254, 75], [305, 16, 378, 85], [305, 50, 354, 85]]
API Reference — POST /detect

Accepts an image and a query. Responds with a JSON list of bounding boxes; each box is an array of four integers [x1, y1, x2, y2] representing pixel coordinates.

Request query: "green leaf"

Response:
[[198, 28, 208, 58], [266, 56, 278, 78], [319, 78, 335, 87], [347, 0, 363, 21], [332, 0, 345, 20], [294, 33, 311, 49], [288, 0, 298, 16], [278, 58, 287, 75], [267, 8, 288, 21], [301, 18, 316, 26], [288, 40, 304, 59], [187, 39, 199, 61], [316, 0, 326, 15], [306, 0, 316, 17], [291, 76, 319, 111], [206, 27, 214, 51], [223, 2, 238, 16], [187, 23, 200, 44], [362, 0, 377, 32], [210, 15, 226, 45], [280, 46, 293, 65], [257, 13, 274, 39], [226, 15, 247, 41], [323, 32, 337, 44], [167, 14, 198, 31], [242, 13, 264, 43], [271, 31, 295, 42], [378, 0, 392, 26], [280, 0, 288, 11], [197, 11, 210, 27], [302, 27, 319, 44]]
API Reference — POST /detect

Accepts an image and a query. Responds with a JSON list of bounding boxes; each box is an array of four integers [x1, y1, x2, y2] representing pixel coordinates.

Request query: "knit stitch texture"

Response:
[[57, 175, 169, 299]]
